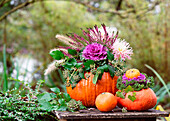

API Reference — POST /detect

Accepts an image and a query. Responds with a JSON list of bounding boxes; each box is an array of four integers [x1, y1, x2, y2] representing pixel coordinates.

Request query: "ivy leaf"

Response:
[[108, 65, 115, 77], [107, 51, 114, 60], [37, 92, 52, 102], [68, 49, 77, 56], [58, 105, 68, 111], [128, 92, 136, 102], [58, 99, 65, 105], [49, 50, 64, 60], [116, 91, 125, 99], [50, 93, 57, 99], [39, 102, 52, 111], [63, 93, 71, 102], [58, 99, 67, 111], [125, 85, 134, 93], [50, 87, 60, 94], [93, 72, 99, 84]]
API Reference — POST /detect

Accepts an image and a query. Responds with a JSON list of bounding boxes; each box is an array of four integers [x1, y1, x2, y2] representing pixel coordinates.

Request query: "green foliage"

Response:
[[116, 91, 125, 99], [0, 80, 86, 120], [50, 50, 64, 60], [0, 89, 57, 121], [107, 51, 114, 61], [37, 87, 86, 112], [68, 49, 77, 56], [128, 92, 136, 102], [117, 73, 155, 91], [116, 85, 136, 102]]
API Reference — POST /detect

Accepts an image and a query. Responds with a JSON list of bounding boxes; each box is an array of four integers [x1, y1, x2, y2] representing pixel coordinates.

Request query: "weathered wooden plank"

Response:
[[64, 118, 156, 121], [54, 107, 169, 120]]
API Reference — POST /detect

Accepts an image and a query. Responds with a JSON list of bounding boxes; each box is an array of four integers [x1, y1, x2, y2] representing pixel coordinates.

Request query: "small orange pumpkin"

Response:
[[95, 92, 117, 112], [125, 69, 140, 79], [117, 88, 157, 111], [66, 72, 118, 107]]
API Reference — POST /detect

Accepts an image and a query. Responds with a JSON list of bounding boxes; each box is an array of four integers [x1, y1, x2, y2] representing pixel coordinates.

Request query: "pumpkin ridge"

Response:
[[84, 78, 88, 106]]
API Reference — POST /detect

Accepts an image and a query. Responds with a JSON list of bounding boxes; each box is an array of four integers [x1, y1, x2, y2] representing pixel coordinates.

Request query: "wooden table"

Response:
[[54, 107, 169, 121]]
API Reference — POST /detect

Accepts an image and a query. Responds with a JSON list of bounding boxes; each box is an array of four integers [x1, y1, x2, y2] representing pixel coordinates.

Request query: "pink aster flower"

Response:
[[111, 39, 133, 61], [82, 43, 107, 61]]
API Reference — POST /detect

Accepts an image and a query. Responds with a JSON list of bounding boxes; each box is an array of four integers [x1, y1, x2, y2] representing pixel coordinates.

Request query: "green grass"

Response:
[[3, 44, 8, 92], [145, 64, 170, 96]]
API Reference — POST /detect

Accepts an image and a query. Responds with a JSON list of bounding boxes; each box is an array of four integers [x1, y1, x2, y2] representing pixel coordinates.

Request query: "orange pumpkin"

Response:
[[66, 72, 118, 107], [95, 92, 117, 112], [126, 69, 140, 79], [117, 88, 157, 111]]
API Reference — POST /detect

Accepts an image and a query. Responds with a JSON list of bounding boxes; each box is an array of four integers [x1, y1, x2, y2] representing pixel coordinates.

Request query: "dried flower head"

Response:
[[44, 59, 65, 75]]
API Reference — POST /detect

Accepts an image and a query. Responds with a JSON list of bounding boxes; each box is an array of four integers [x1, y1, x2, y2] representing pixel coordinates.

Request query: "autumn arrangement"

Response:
[[45, 24, 157, 112]]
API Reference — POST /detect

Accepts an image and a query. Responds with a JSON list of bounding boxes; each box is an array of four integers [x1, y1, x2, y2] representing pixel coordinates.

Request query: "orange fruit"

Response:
[[95, 92, 117, 112], [125, 69, 140, 79]]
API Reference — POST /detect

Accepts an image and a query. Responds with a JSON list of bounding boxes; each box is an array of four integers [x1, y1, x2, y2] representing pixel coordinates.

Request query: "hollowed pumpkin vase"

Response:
[[117, 88, 157, 111], [66, 72, 118, 107]]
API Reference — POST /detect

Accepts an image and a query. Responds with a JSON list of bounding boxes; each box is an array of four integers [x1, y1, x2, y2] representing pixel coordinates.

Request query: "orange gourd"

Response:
[[66, 72, 118, 107], [126, 69, 140, 79], [117, 88, 157, 111], [95, 92, 117, 112]]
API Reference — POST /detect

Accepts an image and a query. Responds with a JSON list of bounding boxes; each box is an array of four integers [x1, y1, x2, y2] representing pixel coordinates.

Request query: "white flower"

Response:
[[112, 39, 133, 60]]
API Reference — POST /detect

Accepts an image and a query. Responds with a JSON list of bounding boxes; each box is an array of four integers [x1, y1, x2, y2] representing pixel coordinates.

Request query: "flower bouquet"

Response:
[[45, 24, 133, 107]]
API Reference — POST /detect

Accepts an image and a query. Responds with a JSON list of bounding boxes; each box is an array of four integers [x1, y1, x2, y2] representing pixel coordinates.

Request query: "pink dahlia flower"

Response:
[[111, 39, 133, 61], [82, 43, 107, 61]]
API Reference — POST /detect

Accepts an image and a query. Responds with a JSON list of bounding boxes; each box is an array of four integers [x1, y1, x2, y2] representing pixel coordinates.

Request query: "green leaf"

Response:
[[79, 72, 85, 79], [58, 99, 65, 105], [50, 87, 60, 94], [107, 51, 114, 60], [58, 105, 67, 111], [128, 92, 136, 102], [68, 58, 77, 66], [39, 102, 52, 111], [108, 65, 115, 77], [50, 93, 57, 99], [125, 85, 134, 93], [116, 91, 125, 99], [84, 60, 94, 70], [75, 63, 83, 68], [49, 50, 64, 60], [37, 92, 52, 102], [68, 49, 77, 55], [63, 63, 73, 70], [63, 93, 71, 102], [93, 72, 99, 84]]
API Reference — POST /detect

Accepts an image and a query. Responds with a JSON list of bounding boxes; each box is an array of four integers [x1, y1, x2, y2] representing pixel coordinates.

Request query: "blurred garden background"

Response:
[[0, 0, 169, 112]]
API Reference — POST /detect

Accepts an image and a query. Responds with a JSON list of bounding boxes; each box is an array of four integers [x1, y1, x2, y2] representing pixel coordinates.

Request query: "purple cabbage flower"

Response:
[[122, 73, 147, 85], [82, 43, 107, 61]]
